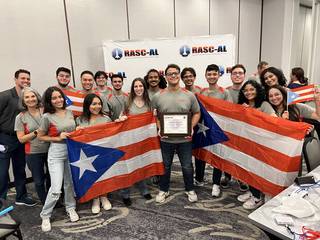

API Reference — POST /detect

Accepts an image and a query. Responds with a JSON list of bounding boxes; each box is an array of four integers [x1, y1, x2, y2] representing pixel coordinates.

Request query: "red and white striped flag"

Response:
[[288, 84, 315, 104], [193, 94, 310, 196], [67, 112, 164, 203], [62, 89, 85, 116]]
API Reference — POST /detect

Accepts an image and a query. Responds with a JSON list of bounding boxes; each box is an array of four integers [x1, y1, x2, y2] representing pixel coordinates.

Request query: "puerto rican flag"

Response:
[[287, 84, 315, 105], [193, 94, 310, 196], [66, 112, 164, 203], [62, 89, 85, 116]]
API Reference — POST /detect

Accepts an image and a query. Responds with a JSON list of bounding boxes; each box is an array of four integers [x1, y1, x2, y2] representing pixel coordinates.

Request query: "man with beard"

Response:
[[55, 67, 76, 92], [107, 74, 129, 121], [0, 69, 36, 206], [144, 69, 167, 99]]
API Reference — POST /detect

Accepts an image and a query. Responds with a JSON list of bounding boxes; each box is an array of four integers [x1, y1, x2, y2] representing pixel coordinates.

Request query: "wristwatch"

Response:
[[33, 130, 38, 136]]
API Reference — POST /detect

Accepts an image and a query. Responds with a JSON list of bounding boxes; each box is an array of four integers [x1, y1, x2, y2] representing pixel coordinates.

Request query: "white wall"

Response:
[[0, 0, 263, 93]]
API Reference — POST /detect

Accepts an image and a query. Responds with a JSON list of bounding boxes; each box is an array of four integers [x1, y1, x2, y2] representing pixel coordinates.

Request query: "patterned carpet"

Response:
[[5, 162, 272, 240]]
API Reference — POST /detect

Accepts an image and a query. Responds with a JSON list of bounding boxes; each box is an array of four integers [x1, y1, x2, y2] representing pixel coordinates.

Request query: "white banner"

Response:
[[103, 35, 235, 92]]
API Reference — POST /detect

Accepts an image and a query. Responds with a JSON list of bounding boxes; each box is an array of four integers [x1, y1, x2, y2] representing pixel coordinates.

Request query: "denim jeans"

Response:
[[120, 180, 149, 199], [195, 158, 206, 182], [0, 133, 27, 200], [26, 153, 50, 204], [40, 143, 76, 219], [159, 141, 194, 192]]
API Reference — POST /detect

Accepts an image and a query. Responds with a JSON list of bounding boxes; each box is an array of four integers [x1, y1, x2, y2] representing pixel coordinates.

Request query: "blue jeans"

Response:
[[159, 141, 194, 192], [120, 180, 149, 199], [26, 153, 50, 204], [40, 143, 76, 219], [0, 133, 27, 200]]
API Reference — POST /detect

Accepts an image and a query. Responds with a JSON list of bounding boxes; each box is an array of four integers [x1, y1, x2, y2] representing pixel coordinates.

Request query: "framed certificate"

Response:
[[160, 112, 191, 137]]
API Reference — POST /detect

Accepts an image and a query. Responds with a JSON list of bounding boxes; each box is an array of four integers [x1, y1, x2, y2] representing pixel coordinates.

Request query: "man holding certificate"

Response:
[[152, 64, 201, 203]]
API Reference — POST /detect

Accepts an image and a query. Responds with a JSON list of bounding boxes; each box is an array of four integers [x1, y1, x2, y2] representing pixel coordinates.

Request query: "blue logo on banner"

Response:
[[219, 66, 225, 76], [180, 45, 191, 57], [112, 48, 123, 60]]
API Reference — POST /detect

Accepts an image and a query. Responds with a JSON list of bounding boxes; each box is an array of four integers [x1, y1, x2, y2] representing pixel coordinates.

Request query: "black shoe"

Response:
[[15, 196, 37, 207], [122, 198, 132, 206], [220, 177, 231, 189], [143, 194, 152, 200], [239, 181, 249, 192]]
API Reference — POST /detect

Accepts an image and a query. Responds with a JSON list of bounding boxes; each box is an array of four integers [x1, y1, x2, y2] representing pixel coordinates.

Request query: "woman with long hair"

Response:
[[15, 87, 50, 205], [120, 78, 152, 206], [237, 80, 277, 210], [38, 86, 79, 232], [267, 85, 320, 121], [76, 93, 113, 214], [288, 67, 308, 89], [260, 67, 287, 90]]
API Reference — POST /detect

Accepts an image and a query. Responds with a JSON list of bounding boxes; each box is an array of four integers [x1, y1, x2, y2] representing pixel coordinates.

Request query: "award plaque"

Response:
[[160, 112, 191, 137]]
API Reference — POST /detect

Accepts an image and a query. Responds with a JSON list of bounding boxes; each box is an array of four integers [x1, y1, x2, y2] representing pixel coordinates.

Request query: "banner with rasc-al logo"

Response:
[[103, 35, 235, 92]]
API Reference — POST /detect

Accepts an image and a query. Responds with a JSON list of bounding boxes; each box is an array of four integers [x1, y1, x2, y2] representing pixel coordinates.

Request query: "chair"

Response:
[[302, 134, 320, 172], [0, 200, 23, 240]]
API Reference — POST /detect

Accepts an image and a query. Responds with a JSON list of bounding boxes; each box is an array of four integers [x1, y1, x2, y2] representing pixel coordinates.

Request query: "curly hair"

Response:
[[260, 67, 287, 89], [238, 80, 266, 108], [266, 85, 300, 121], [144, 69, 167, 89]]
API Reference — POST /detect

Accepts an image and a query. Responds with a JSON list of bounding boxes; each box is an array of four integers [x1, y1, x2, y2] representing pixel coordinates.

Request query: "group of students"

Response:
[[1, 61, 319, 233]]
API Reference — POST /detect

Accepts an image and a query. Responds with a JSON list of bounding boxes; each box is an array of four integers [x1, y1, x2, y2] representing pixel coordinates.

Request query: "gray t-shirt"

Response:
[[76, 115, 112, 127], [296, 103, 314, 119], [14, 111, 49, 154], [152, 88, 200, 143], [183, 85, 202, 94], [200, 87, 232, 102], [257, 101, 275, 115], [226, 87, 240, 104], [127, 102, 150, 115], [39, 110, 76, 137], [107, 91, 129, 121]]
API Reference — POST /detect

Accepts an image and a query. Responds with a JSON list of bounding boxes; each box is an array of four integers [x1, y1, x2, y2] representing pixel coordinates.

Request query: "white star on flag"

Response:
[[197, 120, 210, 137], [70, 149, 98, 179]]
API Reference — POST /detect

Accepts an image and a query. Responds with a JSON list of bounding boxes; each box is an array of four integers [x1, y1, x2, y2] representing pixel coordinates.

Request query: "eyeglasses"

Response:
[[166, 72, 180, 77], [231, 72, 244, 76]]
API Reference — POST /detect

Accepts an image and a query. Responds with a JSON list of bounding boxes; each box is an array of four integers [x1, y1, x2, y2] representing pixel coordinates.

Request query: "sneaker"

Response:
[[243, 196, 264, 210], [91, 198, 101, 214], [41, 218, 51, 232], [194, 179, 205, 187], [15, 196, 37, 207], [101, 196, 112, 210], [122, 197, 132, 206], [67, 208, 79, 222], [185, 190, 198, 202], [239, 181, 249, 192], [220, 177, 231, 189], [237, 191, 252, 202], [211, 184, 221, 197], [155, 191, 169, 203], [143, 194, 152, 200]]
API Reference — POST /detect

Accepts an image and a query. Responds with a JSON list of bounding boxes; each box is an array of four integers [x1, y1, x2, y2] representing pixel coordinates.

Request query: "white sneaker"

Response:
[[185, 190, 198, 202], [67, 208, 79, 222], [101, 196, 112, 210], [243, 196, 264, 210], [155, 191, 169, 203], [91, 198, 101, 214], [237, 191, 252, 202], [41, 218, 51, 232], [211, 184, 221, 197]]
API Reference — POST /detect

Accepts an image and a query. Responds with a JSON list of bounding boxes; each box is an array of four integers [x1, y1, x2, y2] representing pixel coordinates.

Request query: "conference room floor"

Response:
[[6, 161, 273, 240]]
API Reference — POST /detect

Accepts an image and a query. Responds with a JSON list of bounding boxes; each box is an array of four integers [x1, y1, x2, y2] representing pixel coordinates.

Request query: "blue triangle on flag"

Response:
[[192, 98, 229, 149], [287, 91, 300, 104], [65, 95, 73, 106], [66, 139, 125, 199]]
